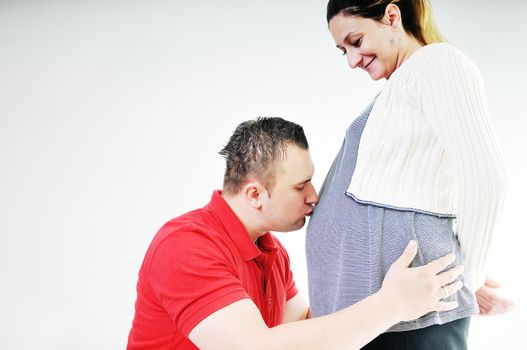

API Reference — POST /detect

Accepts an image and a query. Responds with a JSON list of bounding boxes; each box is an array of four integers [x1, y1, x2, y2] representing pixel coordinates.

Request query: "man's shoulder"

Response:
[[142, 206, 227, 262], [162, 206, 215, 233]]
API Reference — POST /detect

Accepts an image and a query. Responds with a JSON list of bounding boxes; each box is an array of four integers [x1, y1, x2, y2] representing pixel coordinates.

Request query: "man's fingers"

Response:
[[435, 301, 459, 312], [439, 280, 463, 300], [437, 265, 464, 286], [425, 253, 456, 274], [393, 240, 418, 268]]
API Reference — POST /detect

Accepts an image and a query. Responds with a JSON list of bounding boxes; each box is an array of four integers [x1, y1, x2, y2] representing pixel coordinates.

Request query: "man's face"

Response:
[[261, 143, 318, 232]]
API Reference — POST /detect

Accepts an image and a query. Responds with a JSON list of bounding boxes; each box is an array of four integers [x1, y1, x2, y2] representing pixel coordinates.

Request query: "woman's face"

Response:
[[328, 13, 401, 80]]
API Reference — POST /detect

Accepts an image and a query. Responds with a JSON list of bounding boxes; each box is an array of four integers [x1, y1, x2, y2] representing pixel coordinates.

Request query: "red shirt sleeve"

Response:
[[146, 232, 249, 337]]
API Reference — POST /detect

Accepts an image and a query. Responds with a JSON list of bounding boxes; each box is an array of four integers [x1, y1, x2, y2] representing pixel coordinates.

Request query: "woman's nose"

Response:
[[347, 51, 362, 69]]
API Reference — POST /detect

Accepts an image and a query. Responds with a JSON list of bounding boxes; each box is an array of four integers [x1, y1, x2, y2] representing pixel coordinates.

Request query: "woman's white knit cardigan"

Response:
[[347, 43, 508, 289]]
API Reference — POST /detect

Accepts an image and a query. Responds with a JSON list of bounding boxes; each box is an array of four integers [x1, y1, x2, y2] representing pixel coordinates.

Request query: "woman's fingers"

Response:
[[484, 276, 501, 288]]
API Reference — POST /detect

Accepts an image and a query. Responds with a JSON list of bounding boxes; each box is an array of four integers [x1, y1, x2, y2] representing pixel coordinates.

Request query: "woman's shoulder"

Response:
[[406, 42, 482, 84], [420, 42, 456, 54], [415, 43, 477, 69], [393, 43, 461, 80]]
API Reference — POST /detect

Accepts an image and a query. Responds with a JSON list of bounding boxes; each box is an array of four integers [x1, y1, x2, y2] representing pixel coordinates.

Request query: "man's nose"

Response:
[[307, 183, 319, 205]]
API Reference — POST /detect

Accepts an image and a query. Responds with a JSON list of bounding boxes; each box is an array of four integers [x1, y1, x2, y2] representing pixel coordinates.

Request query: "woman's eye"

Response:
[[339, 48, 347, 56], [352, 37, 362, 47]]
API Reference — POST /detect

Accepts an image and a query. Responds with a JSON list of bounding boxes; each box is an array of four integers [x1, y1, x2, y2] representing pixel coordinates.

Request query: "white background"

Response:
[[1, 0, 525, 349]]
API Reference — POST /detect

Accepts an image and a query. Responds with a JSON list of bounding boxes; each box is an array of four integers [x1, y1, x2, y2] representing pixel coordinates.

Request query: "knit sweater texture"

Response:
[[346, 43, 508, 288]]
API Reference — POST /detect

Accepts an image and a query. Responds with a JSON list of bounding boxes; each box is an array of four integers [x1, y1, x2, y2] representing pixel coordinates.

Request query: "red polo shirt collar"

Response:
[[207, 190, 277, 262]]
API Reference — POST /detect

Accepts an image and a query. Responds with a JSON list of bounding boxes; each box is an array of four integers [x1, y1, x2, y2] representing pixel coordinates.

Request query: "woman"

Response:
[[306, 0, 510, 348]]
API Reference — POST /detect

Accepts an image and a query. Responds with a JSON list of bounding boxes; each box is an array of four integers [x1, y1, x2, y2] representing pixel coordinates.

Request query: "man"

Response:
[[127, 117, 464, 350]]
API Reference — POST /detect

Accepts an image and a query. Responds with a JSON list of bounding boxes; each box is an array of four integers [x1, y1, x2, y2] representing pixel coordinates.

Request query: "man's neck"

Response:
[[221, 192, 266, 242]]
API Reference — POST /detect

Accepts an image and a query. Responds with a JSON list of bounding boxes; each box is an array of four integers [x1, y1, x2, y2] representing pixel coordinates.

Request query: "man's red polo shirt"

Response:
[[127, 191, 299, 349]]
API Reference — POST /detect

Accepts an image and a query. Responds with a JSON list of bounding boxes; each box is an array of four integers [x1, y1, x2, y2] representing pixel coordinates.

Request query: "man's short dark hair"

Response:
[[219, 117, 309, 195]]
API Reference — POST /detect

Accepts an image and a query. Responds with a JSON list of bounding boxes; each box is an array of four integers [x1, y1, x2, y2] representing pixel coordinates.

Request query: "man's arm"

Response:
[[189, 241, 464, 350], [283, 293, 309, 323]]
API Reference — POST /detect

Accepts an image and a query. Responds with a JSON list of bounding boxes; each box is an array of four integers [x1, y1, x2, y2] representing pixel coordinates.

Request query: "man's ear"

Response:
[[242, 180, 266, 209]]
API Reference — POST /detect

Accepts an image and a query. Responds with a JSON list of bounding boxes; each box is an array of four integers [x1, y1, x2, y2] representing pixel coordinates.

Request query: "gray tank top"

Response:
[[306, 100, 478, 331]]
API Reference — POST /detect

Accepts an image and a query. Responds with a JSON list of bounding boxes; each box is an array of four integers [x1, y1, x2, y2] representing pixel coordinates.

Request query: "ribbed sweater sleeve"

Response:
[[420, 46, 508, 289]]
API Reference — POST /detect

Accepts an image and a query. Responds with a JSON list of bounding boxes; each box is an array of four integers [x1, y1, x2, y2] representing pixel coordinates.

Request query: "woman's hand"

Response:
[[476, 277, 514, 316]]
